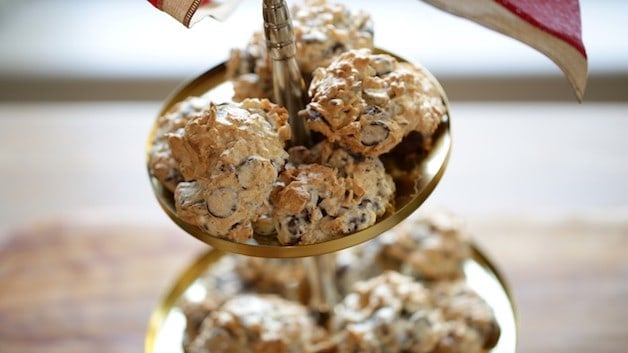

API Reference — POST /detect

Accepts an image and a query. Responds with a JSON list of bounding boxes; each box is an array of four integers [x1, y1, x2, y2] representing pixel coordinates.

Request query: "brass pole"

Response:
[[262, 0, 311, 147]]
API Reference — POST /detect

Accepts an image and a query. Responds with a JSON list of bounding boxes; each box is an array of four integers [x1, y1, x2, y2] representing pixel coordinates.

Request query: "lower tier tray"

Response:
[[145, 239, 517, 353]]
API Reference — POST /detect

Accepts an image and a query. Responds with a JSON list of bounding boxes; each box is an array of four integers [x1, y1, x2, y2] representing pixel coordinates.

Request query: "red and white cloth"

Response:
[[147, 0, 241, 27], [422, 0, 587, 100], [147, 0, 587, 100]]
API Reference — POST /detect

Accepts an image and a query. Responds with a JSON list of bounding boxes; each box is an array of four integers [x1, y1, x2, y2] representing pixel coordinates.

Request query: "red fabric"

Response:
[[496, 0, 586, 57], [148, 0, 162, 9]]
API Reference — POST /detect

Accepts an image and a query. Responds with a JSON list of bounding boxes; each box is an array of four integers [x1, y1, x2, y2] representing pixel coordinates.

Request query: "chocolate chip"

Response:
[[206, 187, 238, 218], [361, 121, 390, 146], [336, 264, 349, 277], [351, 153, 366, 163], [358, 199, 372, 209], [331, 42, 347, 55], [307, 108, 324, 120], [364, 105, 382, 116], [306, 107, 333, 129], [245, 52, 257, 73], [237, 157, 265, 189], [347, 212, 368, 233], [390, 130, 426, 155], [283, 215, 306, 245], [483, 321, 502, 349], [218, 163, 235, 174]]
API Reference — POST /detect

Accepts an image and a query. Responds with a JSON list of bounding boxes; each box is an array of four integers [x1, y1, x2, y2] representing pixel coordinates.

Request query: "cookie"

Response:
[[170, 99, 291, 242], [292, 0, 374, 74], [431, 281, 501, 351], [235, 257, 308, 302], [305, 48, 446, 157], [271, 163, 349, 245], [332, 271, 445, 353], [148, 96, 210, 192], [271, 142, 395, 245], [379, 211, 472, 281], [185, 294, 327, 353], [226, 0, 374, 102], [226, 31, 274, 102], [180, 256, 245, 351]]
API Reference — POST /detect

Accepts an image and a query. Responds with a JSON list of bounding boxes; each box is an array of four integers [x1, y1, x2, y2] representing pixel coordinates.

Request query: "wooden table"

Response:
[[1, 102, 627, 353], [1, 214, 627, 353]]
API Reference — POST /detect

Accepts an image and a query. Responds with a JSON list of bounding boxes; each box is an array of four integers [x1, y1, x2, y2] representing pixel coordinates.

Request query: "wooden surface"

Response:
[[0, 214, 627, 353], [0, 219, 203, 353], [0, 102, 627, 353]]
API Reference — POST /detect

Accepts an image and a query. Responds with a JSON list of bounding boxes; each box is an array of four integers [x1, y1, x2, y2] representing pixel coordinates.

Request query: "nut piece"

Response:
[[226, 0, 374, 101], [305, 48, 446, 156], [271, 142, 395, 245], [171, 99, 291, 242]]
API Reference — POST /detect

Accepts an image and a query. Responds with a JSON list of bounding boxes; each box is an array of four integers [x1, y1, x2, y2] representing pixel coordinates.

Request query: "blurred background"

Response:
[[0, 0, 626, 102], [0, 1, 627, 353]]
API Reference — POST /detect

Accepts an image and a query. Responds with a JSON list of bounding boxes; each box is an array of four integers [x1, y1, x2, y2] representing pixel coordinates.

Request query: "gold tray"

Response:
[[145, 245, 517, 353], [147, 50, 452, 258]]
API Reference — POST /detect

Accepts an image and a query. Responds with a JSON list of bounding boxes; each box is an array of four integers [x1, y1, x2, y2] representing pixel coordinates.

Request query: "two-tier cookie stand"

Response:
[[145, 1, 517, 352]]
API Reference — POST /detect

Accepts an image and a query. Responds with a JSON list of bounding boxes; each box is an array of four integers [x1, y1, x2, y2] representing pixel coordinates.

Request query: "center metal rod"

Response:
[[262, 0, 311, 147], [303, 254, 339, 323], [263, 0, 337, 315]]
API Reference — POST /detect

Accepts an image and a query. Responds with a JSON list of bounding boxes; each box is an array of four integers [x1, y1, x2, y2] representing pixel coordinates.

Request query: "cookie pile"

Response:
[[180, 211, 501, 353], [148, 0, 446, 245]]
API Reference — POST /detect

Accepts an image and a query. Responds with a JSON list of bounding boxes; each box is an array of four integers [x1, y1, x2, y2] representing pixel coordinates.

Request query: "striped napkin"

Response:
[[147, 0, 242, 27], [422, 0, 587, 100]]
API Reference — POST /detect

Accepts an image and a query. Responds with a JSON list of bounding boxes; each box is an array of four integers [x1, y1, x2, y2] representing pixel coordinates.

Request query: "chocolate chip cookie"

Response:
[[170, 99, 291, 242], [305, 48, 446, 157]]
